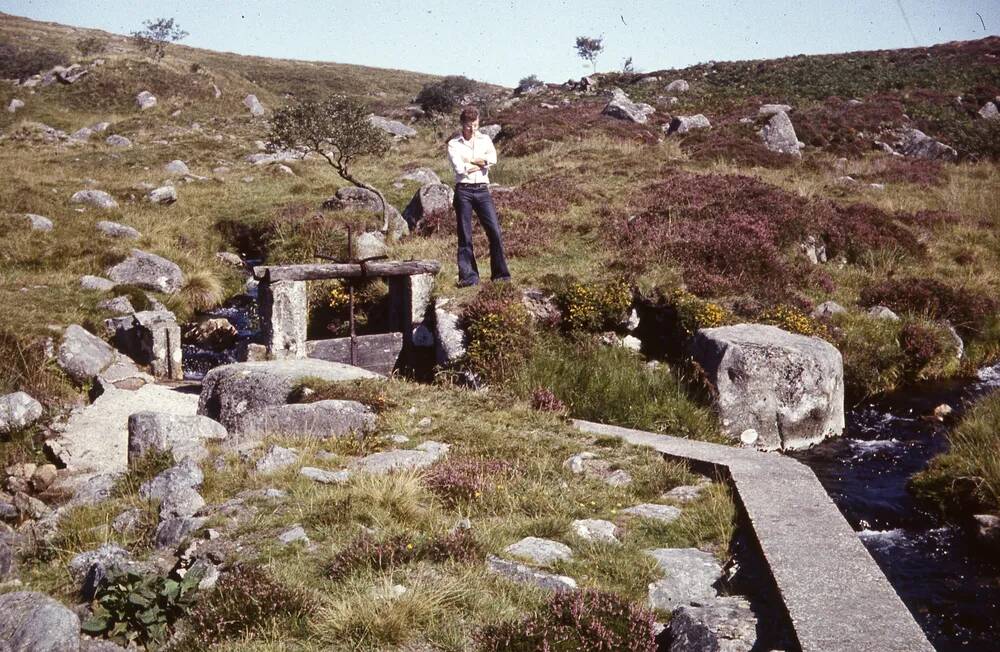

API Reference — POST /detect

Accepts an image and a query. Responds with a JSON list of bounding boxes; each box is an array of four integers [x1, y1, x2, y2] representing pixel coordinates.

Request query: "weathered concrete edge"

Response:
[[572, 419, 934, 652]]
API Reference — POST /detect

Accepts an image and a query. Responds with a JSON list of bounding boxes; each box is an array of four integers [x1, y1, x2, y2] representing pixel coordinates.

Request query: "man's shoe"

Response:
[[456, 278, 480, 288]]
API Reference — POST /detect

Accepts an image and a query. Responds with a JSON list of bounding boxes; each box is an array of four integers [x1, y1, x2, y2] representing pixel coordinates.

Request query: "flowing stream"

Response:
[[793, 363, 1000, 651]]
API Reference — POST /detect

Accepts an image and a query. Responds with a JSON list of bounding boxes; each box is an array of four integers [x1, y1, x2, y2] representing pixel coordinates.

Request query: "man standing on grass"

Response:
[[447, 106, 511, 287]]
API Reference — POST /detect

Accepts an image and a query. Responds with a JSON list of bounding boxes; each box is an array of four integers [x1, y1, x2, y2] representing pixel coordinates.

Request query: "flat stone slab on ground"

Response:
[[278, 524, 310, 545], [350, 441, 449, 475], [623, 503, 682, 523], [197, 359, 380, 431], [668, 596, 758, 652], [234, 399, 375, 439], [571, 519, 620, 544], [128, 411, 227, 464], [47, 384, 199, 474], [485, 555, 577, 592], [504, 536, 573, 566], [256, 445, 300, 474], [300, 467, 351, 484]]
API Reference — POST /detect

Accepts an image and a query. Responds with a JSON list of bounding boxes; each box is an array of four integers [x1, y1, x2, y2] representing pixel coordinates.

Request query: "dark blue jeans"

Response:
[[454, 183, 510, 283]]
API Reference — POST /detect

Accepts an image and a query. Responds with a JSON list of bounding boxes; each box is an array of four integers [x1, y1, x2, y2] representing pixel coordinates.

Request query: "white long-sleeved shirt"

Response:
[[447, 130, 497, 184]]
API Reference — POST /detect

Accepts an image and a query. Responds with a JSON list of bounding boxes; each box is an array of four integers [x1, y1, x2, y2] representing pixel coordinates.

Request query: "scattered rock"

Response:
[[930, 403, 953, 422], [7, 98, 24, 113], [31, 463, 57, 491], [668, 596, 758, 652], [434, 301, 466, 365], [300, 467, 351, 484], [973, 514, 1000, 550], [243, 94, 265, 116], [692, 324, 845, 451], [571, 519, 619, 544], [105, 249, 184, 293], [159, 484, 205, 519], [811, 301, 846, 319], [278, 524, 310, 545], [322, 186, 408, 238], [353, 231, 388, 259], [139, 459, 203, 501], [979, 101, 999, 121], [621, 335, 642, 351], [880, 127, 958, 162], [81, 275, 115, 292], [479, 124, 502, 139], [800, 235, 827, 264], [164, 159, 190, 176], [604, 469, 633, 487], [504, 536, 572, 566], [96, 220, 141, 239], [136, 91, 157, 110], [112, 507, 143, 534], [624, 503, 682, 523], [485, 555, 577, 592], [256, 445, 300, 474], [215, 251, 243, 268], [0, 591, 81, 652], [105, 134, 132, 148], [667, 114, 711, 134], [236, 400, 376, 439], [563, 451, 601, 475], [146, 185, 177, 205], [602, 88, 655, 123], [647, 548, 722, 611], [758, 110, 803, 157], [198, 359, 379, 431], [0, 391, 43, 433], [70, 189, 118, 210], [867, 305, 900, 321], [128, 412, 227, 464], [20, 213, 54, 231], [666, 79, 690, 92], [396, 167, 441, 186], [662, 482, 709, 503], [368, 115, 417, 139], [521, 288, 560, 326], [154, 516, 206, 549]]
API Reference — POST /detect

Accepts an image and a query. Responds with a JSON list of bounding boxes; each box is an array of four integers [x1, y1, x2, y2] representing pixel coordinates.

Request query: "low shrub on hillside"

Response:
[[0, 42, 67, 80], [793, 95, 907, 157], [424, 456, 514, 507], [514, 336, 719, 441], [182, 564, 314, 649], [854, 156, 945, 186], [758, 304, 826, 337], [476, 589, 658, 652], [462, 282, 535, 383], [415, 75, 482, 114], [75, 35, 108, 57], [859, 277, 997, 337], [679, 121, 800, 168], [547, 276, 631, 332], [910, 389, 1000, 515], [327, 530, 483, 581]]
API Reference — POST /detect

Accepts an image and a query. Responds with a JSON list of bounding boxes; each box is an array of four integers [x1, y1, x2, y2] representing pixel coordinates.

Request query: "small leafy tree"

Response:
[[266, 96, 393, 231], [622, 56, 634, 73], [416, 75, 480, 115], [575, 35, 605, 74], [76, 35, 107, 57], [131, 17, 188, 62]]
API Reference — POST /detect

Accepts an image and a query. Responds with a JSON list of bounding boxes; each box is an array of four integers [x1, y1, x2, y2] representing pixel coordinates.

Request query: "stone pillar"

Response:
[[259, 279, 307, 359], [388, 273, 435, 347], [133, 311, 183, 380]]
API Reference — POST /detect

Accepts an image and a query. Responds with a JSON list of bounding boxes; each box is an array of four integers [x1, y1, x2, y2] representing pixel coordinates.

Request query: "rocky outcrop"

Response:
[[164, 159, 190, 176], [878, 127, 958, 161], [402, 182, 453, 230], [105, 249, 184, 293], [0, 591, 81, 651], [56, 324, 117, 383], [243, 94, 266, 116], [146, 185, 177, 205], [693, 324, 845, 450], [0, 391, 43, 433], [668, 596, 758, 652], [368, 115, 417, 139], [96, 220, 141, 239], [197, 359, 379, 431], [602, 88, 655, 123], [666, 79, 690, 92], [105, 134, 131, 148], [136, 91, 157, 110], [758, 110, 803, 157]]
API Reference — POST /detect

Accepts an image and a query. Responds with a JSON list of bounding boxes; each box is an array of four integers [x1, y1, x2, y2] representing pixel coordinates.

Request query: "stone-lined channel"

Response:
[[793, 363, 1000, 651]]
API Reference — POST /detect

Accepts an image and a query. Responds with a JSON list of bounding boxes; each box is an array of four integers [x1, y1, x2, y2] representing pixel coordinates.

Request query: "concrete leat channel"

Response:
[[573, 419, 935, 652]]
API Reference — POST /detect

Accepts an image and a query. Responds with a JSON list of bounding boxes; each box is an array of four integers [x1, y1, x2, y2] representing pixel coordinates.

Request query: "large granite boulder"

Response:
[[884, 127, 958, 162], [758, 110, 803, 157], [368, 115, 417, 139], [602, 88, 655, 123], [402, 182, 454, 231], [0, 591, 81, 651], [321, 186, 408, 239], [128, 412, 227, 464], [197, 359, 379, 431], [0, 391, 43, 433], [57, 325, 117, 383], [667, 114, 711, 134], [692, 324, 845, 450], [243, 94, 265, 116], [105, 249, 184, 293]]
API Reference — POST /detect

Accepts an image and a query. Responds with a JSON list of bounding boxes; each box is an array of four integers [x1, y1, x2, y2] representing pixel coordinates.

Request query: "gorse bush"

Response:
[[549, 277, 631, 332], [183, 564, 313, 649], [82, 566, 202, 648], [758, 304, 825, 337], [463, 282, 535, 382], [477, 588, 658, 652]]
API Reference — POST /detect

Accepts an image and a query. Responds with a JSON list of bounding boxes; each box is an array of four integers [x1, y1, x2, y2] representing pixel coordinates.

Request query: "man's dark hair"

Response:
[[460, 106, 480, 124]]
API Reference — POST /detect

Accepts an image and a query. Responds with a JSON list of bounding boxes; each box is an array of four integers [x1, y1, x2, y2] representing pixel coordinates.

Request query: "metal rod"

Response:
[[347, 225, 356, 366]]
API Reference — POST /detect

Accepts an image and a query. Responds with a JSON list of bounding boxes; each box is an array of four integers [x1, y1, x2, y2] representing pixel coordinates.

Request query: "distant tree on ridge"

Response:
[[131, 18, 188, 62], [575, 35, 605, 74]]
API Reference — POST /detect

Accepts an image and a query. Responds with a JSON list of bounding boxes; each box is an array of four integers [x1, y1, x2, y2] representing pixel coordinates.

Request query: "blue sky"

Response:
[[2, 1, 997, 86]]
